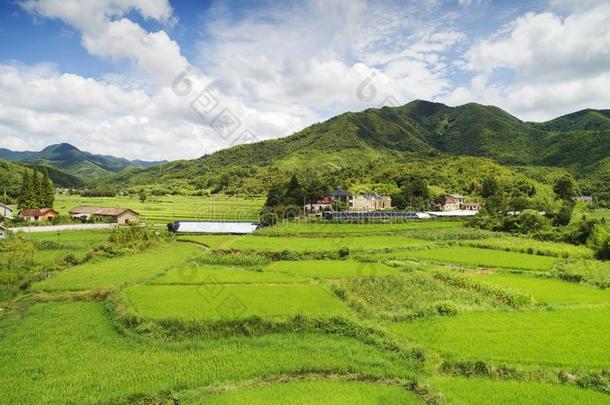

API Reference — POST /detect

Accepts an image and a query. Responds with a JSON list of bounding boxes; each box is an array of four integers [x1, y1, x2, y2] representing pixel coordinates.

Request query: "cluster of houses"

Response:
[[304, 187, 393, 214], [304, 187, 481, 215], [0, 203, 139, 225]]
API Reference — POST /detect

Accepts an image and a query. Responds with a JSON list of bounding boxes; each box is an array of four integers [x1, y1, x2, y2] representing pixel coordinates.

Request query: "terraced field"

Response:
[[34, 243, 203, 291], [2, 218, 609, 403], [390, 308, 610, 367], [475, 272, 610, 304], [123, 284, 351, 321]]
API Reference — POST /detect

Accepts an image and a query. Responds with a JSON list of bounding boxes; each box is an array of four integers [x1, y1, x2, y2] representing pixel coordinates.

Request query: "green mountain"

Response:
[[100, 100, 609, 197], [0, 143, 166, 182]]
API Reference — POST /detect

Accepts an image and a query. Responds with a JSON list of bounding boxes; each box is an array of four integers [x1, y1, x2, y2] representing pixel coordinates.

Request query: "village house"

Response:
[[303, 196, 333, 214], [352, 194, 393, 211], [328, 187, 354, 208], [69, 206, 140, 224], [19, 208, 59, 222], [440, 194, 480, 212], [0, 203, 13, 220]]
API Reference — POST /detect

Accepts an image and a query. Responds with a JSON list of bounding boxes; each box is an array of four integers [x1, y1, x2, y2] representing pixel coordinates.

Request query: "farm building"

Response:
[[69, 206, 139, 224], [19, 208, 58, 222], [441, 194, 480, 212], [168, 221, 259, 234], [0, 203, 13, 219]]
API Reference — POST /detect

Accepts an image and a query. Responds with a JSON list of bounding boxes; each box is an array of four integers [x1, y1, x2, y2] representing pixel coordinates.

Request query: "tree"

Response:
[[17, 170, 36, 210], [284, 174, 302, 206], [553, 175, 576, 201], [139, 189, 147, 203], [480, 176, 505, 214], [31, 170, 43, 209], [481, 176, 499, 198], [518, 209, 548, 233], [553, 201, 574, 226], [40, 171, 54, 208], [391, 176, 430, 210]]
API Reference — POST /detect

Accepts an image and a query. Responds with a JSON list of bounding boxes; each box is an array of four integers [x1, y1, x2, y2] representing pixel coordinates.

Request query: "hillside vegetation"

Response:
[[97, 101, 610, 200]]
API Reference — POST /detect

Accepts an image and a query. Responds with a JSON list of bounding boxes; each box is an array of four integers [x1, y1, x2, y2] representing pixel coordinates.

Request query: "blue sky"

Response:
[[0, 0, 609, 160]]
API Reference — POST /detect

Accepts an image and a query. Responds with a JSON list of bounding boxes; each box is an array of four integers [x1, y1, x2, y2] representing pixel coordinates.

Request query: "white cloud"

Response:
[[0, 63, 306, 160], [21, 0, 187, 84], [197, 0, 462, 119], [444, 1, 610, 121]]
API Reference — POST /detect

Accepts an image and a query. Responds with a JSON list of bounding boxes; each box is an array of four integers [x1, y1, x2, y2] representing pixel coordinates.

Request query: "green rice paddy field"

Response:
[[178, 234, 432, 251], [54, 194, 264, 223], [1, 212, 610, 404], [371, 246, 560, 271]]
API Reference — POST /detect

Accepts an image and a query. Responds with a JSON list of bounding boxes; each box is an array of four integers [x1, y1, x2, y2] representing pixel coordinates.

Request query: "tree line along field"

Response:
[[1, 216, 610, 404]]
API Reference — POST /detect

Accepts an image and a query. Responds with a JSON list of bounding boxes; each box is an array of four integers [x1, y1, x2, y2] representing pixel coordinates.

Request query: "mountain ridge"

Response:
[[0, 143, 167, 182]]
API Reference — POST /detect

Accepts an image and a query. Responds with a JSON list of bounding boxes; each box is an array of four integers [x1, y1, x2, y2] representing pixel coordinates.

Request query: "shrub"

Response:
[[552, 260, 610, 288], [338, 247, 350, 259], [195, 252, 270, 269]]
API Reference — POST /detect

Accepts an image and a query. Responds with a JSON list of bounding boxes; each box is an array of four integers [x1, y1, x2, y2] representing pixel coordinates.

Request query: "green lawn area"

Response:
[[178, 234, 431, 252], [257, 220, 463, 235], [123, 284, 351, 321], [373, 246, 559, 271], [265, 260, 398, 278], [34, 243, 202, 291], [152, 264, 305, 284], [389, 308, 610, 368], [430, 377, 609, 405], [196, 380, 421, 404], [0, 302, 412, 404], [54, 194, 264, 223], [476, 273, 610, 305]]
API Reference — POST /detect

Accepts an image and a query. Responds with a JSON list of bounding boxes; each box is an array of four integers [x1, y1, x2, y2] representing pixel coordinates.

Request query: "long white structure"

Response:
[[170, 221, 259, 234]]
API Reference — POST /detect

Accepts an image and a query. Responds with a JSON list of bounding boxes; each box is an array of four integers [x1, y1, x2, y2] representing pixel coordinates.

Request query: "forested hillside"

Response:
[[0, 159, 82, 199], [97, 101, 609, 200]]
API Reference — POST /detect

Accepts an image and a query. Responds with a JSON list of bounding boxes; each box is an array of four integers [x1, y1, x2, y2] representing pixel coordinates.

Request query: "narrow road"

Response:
[[8, 223, 119, 233]]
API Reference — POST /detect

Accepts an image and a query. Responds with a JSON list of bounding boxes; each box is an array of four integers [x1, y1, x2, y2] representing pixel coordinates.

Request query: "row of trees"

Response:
[[17, 169, 54, 210]]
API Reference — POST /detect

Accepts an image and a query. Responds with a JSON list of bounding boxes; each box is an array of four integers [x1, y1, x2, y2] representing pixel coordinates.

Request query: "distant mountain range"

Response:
[[100, 100, 610, 195], [0, 143, 166, 182]]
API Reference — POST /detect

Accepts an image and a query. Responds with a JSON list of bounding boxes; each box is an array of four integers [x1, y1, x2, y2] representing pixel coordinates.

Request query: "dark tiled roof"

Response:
[[69, 206, 139, 216], [329, 187, 353, 197]]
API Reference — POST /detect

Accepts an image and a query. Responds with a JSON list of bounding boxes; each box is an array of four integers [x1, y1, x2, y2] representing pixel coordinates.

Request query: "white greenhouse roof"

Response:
[[427, 210, 479, 217], [173, 222, 259, 234]]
